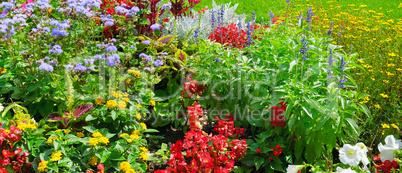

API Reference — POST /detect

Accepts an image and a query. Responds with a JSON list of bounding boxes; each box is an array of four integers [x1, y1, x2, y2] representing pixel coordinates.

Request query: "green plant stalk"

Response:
[[50, 72, 68, 101]]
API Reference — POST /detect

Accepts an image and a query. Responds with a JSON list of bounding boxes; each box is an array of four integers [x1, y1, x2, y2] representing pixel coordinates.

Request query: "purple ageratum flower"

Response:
[[51, 28, 68, 37], [111, 38, 116, 42], [129, 45, 135, 49], [160, 52, 168, 55], [38, 62, 54, 72], [56, 20, 70, 29], [84, 59, 95, 65], [49, 45, 63, 54], [142, 40, 150, 45], [74, 63, 87, 71], [154, 60, 164, 67], [162, 2, 172, 9], [42, 27, 50, 33], [144, 67, 151, 71], [215, 57, 221, 62], [106, 54, 120, 67], [115, 6, 128, 14], [104, 20, 114, 26], [49, 60, 58, 66], [94, 54, 104, 60], [139, 53, 152, 62], [105, 44, 117, 52], [126, 6, 139, 16], [150, 23, 161, 30], [64, 64, 73, 71]]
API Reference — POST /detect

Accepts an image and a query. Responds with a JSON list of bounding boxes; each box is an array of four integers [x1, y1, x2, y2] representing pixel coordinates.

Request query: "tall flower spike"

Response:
[[338, 56, 348, 87], [246, 20, 253, 45], [237, 17, 242, 37], [299, 36, 309, 60], [210, 10, 216, 31], [327, 21, 333, 37], [219, 4, 224, 27], [252, 10, 256, 23], [268, 12, 274, 23]]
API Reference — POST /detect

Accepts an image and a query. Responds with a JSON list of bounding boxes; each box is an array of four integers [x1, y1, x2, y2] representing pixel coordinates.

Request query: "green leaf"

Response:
[[111, 111, 117, 120], [83, 126, 96, 133], [143, 129, 159, 133], [254, 156, 264, 170], [85, 114, 97, 121], [109, 151, 125, 161]]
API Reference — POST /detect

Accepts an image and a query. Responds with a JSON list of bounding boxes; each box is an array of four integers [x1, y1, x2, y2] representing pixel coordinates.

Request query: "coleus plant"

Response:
[[155, 102, 248, 173], [47, 104, 94, 129]]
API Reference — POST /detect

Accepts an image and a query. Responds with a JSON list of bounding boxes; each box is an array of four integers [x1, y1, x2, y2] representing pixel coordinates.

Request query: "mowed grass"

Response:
[[194, 0, 402, 22]]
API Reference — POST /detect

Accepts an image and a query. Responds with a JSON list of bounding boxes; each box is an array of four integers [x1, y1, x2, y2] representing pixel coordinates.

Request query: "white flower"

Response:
[[339, 144, 360, 166], [378, 135, 402, 162], [286, 165, 304, 173], [0, 103, 4, 113], [336, 167, 357, 173], [355, 142, 369, 165]]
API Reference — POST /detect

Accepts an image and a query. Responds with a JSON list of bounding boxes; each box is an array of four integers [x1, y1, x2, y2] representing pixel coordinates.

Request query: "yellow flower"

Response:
[[380, 94, 389, 98], [98, 137, 109, 145], [140, 123, 147, 130], [88, 138, 98, 146], [117, 101, 127, 109], [399, 3, 402, 8], [92, 132, 103, 138], [374, 104, 381, 109], [135, 113, 141, 120], [388, 52, 397, 57], [125, 78, 132, 85], [119, 161, 131, 172], [391, 124, 398, 129], [132, 130, 140, 136], [126, 169, 135, 173], [55, 129, 62, 133], [76, 132, 85, 138], [46, 137, 59, 144], [26, 123, 37, 130], [140, 147, 148, 152], [123, 97, 130, 102], [128, 69, 141, 78], [95, 97, 106, 105], [89, 157, 98, 166], [63, 129, 71, 134], [17, 123, 27, 130], [129, 134, 139, 141], [136, 104, 142, 108], [50, 151, 62, 162], [106, 100, 117, 109], [120, 133, 129, 138], [381, 124, 390, 129], [0, 68, 6, 74], [150, 100, 156, 106], [38, 161, 48, 172], [140, 151, 149, 160]]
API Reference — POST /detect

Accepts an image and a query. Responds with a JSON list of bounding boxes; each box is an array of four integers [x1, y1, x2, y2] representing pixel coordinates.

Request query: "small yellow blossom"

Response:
[[63, 129, 71, 134], [0, 68, 6, 74], [150, 100, 156, 107], [98, 137, 109, 145], [38, 161, 48, 172], [117, 101, 127, 109], [374, 104, 381, 109], [140, 123, 147, 130], [132, 130, 140, 136], [106, 100, 117, 109], [76, 132, 85, 138], [119, 161, 131, 172], [120, 133, 129, 138], [95, 97, 106, 105], [380, 94, 389, 98], [92, 132, 103, 138], [46, 137, 59, 144], [50, 151, 63, 162], [381, 124, 390, 128], [89, 156, 98, 166], [123, 97, 130, 102], [88, 138, 98, 146], [136, 104, 142, 108], [136, 113, 141, 120], [391, 124, 398, 129]]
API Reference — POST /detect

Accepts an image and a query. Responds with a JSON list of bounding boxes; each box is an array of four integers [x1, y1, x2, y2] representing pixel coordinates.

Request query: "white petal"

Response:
[[287, 165, 304, 173]]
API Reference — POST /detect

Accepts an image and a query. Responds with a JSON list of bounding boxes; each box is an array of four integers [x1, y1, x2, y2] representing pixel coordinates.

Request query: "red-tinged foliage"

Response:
[[156, 115, 247, 173], [170, 0, 201, 18], [0, 123, 31, 172]]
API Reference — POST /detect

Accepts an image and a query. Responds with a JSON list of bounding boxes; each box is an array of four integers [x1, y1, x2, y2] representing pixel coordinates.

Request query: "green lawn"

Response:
[[193, 0, 402, 23]]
